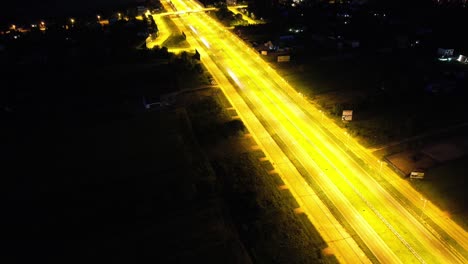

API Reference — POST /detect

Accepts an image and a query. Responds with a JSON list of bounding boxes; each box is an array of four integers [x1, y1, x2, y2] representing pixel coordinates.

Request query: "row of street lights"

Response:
[[11, 11, 128, 34], [341, 129, 429, 221]]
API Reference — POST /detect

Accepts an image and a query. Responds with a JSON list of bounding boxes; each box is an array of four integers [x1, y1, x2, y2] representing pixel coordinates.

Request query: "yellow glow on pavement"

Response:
[[165, 0, 468, 263], [199, 36, 210, 48]]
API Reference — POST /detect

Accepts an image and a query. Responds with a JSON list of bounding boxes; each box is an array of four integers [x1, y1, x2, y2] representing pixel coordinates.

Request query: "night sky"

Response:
[[1, 0, 135, 25]]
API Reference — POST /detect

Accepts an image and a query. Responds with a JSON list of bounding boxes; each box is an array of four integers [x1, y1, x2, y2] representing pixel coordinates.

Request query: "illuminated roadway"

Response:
[[161, 1, 468, 263], [227, 5, 263, 25], [146, 5, 251, 49]]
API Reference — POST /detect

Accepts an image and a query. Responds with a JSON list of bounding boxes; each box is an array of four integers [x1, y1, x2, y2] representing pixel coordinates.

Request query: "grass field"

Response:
[[163, 16, 181, 35], [270, 48, 468, 147], [411, 156, 468, 230], [212, 152, 339, 264], [186, 88, 338, 263], [162, 33, 190, 48], [1, 57, 236, 263], [259, 43, 468, 247]]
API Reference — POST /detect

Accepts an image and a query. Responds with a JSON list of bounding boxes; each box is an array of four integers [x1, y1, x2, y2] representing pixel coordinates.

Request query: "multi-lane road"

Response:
[[158, 1, 468, 263]]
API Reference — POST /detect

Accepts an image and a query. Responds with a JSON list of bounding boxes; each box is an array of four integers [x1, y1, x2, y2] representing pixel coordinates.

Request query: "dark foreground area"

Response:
[[1, 56, 335, 263], [0, 60, 203, 263]]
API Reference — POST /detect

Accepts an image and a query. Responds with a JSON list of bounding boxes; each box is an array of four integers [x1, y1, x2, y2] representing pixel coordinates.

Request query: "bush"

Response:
[[222, 119, 246, 137]]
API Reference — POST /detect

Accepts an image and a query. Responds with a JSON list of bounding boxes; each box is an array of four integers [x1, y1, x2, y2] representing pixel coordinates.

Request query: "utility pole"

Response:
[[420, 198, 427, 220]]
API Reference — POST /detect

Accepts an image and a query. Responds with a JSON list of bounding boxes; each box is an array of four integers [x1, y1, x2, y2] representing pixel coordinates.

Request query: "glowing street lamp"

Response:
[[39, 21, 46, 31], [420, 197, 427, 220], [97, 15, 101, 21]]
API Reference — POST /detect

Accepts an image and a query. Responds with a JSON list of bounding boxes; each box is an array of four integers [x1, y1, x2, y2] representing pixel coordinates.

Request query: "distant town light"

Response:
[[39, 21, 46, 31]]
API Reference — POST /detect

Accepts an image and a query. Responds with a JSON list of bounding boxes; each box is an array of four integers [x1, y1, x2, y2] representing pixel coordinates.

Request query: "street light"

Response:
[[378, 160, 384, 173], [97, 15, 101, 21], [420, 197, 427, 220], [39, 21, 46, 31]]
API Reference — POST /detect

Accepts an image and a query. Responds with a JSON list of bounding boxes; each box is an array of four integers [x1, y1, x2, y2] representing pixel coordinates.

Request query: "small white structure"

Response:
[[410, 171, 425, 179], [457, 54, 467, 63], [264, 40, 275, 50], [342, 110, 353, 121]]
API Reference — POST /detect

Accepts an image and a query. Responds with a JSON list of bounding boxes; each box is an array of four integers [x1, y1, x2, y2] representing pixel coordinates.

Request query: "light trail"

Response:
[[176, 10, 400, 262], [165, 0, 468, 262], [160, 2, 373, 262], [188, 25, 198, 34], [193, 3, 464, 262], [226, 68, 242, 87], [199, 36, 210, 48]]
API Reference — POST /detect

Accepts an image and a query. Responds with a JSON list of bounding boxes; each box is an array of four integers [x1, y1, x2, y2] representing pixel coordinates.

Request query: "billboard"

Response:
[[410, 171, 425, 179], [437, 48, 454, 56], [277, 55, 290, 62], [342, 110, 353, 121]]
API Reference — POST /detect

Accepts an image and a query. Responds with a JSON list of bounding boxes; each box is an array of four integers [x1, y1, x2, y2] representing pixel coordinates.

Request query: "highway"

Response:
[[146, 5, 251, 49], [160, 0, 468, 263]]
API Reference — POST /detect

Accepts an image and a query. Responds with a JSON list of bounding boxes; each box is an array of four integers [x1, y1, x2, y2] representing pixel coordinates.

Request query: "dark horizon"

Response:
[[1, 0, 136, 26]]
